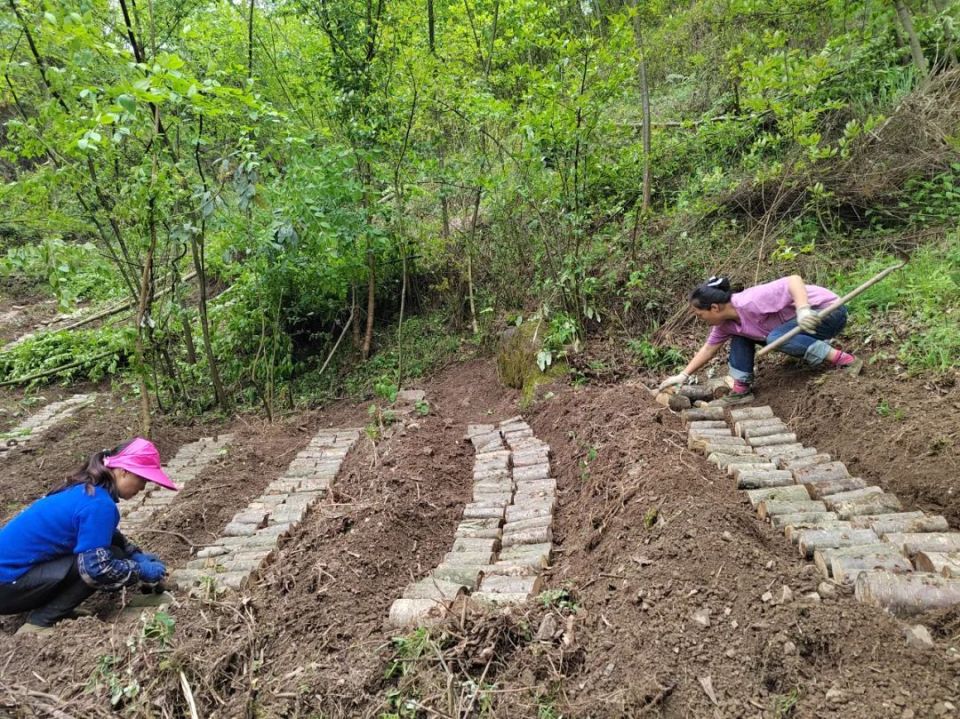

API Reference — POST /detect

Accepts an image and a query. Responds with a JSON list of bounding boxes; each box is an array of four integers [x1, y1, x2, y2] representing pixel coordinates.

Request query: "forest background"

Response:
[[1, 0, 959, 428]]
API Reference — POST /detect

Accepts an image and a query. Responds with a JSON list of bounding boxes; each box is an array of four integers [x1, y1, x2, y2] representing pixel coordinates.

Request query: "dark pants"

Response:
[[0, 546, 124, 627], [728, 306, 849, 385]]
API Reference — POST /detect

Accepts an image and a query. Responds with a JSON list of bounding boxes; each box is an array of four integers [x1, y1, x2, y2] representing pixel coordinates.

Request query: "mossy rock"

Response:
[[520, 360, 567, 409], [496, 322, 567, 403]]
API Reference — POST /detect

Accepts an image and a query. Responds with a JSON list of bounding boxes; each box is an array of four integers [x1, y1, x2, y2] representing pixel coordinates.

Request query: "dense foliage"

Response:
[[1, 0, 958, 419]]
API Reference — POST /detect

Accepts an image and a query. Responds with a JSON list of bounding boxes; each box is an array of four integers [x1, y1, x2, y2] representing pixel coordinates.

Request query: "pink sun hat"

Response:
[[104, 437, 178, 491]]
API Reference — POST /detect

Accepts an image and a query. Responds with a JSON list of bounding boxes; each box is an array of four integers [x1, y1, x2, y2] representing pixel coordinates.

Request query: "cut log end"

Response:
[[914, 552, 960, 578]]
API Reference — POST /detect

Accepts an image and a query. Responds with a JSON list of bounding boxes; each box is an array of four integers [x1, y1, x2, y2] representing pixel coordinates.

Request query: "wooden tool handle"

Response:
[[756, 262, 905, 358]]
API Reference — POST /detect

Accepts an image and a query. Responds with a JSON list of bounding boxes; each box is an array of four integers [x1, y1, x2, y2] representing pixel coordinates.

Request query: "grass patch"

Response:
[[836, 239, 960, 373]]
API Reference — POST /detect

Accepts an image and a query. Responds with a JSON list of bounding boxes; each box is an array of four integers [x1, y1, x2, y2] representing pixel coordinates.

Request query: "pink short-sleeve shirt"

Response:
[[706, 278, 838, 345]]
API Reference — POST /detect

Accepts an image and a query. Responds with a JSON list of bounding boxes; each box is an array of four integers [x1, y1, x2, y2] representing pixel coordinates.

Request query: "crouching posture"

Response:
[[0, 438, 177, 634], [658, 275, 858, 403]]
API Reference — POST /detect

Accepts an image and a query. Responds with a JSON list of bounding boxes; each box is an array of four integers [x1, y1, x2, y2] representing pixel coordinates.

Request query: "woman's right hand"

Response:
[[657, 372, 689, 392]]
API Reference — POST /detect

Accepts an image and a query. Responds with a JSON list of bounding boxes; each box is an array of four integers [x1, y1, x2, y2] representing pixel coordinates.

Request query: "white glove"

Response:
[[796, 306, 821, 333], [657, 372, 689, 392]]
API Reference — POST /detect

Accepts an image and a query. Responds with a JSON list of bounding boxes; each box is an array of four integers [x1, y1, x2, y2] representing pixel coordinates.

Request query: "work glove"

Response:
[[137, 559, 167, 584], [657, 372, 690, 392], [130, 549, 161, 564], [796, 306, 821, 333]]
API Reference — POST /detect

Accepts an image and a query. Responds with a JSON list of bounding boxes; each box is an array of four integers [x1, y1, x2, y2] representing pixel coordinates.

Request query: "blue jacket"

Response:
[[0, 484, 142, 589]]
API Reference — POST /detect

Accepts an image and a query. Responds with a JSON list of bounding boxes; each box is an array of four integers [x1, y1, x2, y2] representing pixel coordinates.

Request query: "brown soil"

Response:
[[0, 390, 227, 523], [1, 359, 959, 719]]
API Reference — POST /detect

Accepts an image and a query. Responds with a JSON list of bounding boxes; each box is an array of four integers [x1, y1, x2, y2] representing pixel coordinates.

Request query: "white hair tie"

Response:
[[707, 276, 725, 287]]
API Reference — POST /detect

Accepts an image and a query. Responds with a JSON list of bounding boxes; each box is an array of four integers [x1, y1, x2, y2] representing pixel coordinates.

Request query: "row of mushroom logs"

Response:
[[683, 404, 960, 616]]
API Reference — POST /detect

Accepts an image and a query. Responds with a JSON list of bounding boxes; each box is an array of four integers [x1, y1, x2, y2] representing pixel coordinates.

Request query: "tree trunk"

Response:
[[729, 405, 774, 421], [396, 246, 407, 390], [784, 520, 852, 544], [181, 305, 198, 365], [779, 452, 833, 471], [722, 457, 775, 475], [352, 284, 362, 350], [190, 233, 228, 411], [757, 499, 827, 521], [849, 511, 924, 528], [885, 532, 960, 556], [822, 486, 884, 509], [136, 204, 157, 437], [362, 247, 376, 360], [632, 3, 652, 212], [854, 514, 949, 535], [746, 484, 811, 508], [680, 406, 725, 424], [815, 544, 911, 582], [803, 476, 868, 499], [770, 511, 838, 529], [793, 461, 851, 483], [855, 571, 960, 615], [833, 492, 903, 519], [797, 528, 879, 559], [894, 0, 929, 76], [192, 116, 228, 411], [173, 267, 198, 365], [739, 422, 789, 439], [735, 470, 794, 490], [674, 385, 715, 401], [832, 552, 914, 585], [755, 443, 808, 460], [248, 0, 255, 79], [466, 189, 481, 335], [747, 432, 798, 447]]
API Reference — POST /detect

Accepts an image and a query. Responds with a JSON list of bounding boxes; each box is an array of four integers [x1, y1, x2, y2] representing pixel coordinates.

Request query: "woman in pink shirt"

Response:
[[658, 275, 857, 403]]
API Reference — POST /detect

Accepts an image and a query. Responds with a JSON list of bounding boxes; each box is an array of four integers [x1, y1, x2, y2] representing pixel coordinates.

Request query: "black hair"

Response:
[[689, 276, 743, 309], [47, 440, 133, 501]]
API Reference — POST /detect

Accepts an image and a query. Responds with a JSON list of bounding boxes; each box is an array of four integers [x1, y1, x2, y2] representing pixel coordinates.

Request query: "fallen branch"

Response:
[[315, 308, 355, 379]]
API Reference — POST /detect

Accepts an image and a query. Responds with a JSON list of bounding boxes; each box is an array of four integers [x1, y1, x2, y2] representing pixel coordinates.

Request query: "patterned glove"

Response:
[[137, 559, 167, 584], [131, 550, 161, 564]]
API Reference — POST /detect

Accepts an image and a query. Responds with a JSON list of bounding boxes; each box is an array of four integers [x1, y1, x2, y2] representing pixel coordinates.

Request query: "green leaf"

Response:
[[117, 94, 136, 113]]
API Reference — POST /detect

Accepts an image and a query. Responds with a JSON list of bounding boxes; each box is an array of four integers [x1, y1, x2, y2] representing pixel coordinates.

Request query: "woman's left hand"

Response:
[[131, 549, 161, 564]]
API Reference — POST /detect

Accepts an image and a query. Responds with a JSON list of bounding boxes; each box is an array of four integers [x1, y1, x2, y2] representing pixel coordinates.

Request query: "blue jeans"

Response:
[[728, 306, 848, 385]]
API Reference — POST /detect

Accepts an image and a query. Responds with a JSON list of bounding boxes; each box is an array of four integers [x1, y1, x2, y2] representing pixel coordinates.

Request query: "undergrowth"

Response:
[[295, 312, 469, 405], [837, 239, 960, 372], [0, 327, 132, 385]]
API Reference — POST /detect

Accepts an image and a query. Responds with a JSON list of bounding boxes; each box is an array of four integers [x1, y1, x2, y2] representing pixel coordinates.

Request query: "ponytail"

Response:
[[689, 276, 742, 309], [47, 440, 133, 500]]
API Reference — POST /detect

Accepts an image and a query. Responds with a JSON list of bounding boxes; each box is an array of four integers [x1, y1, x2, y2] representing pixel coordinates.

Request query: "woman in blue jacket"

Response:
[[0, 437, 177, 635]]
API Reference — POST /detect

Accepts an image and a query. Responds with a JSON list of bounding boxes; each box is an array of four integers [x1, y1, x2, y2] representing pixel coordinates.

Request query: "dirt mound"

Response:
[[1, 362, 958, 718]]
